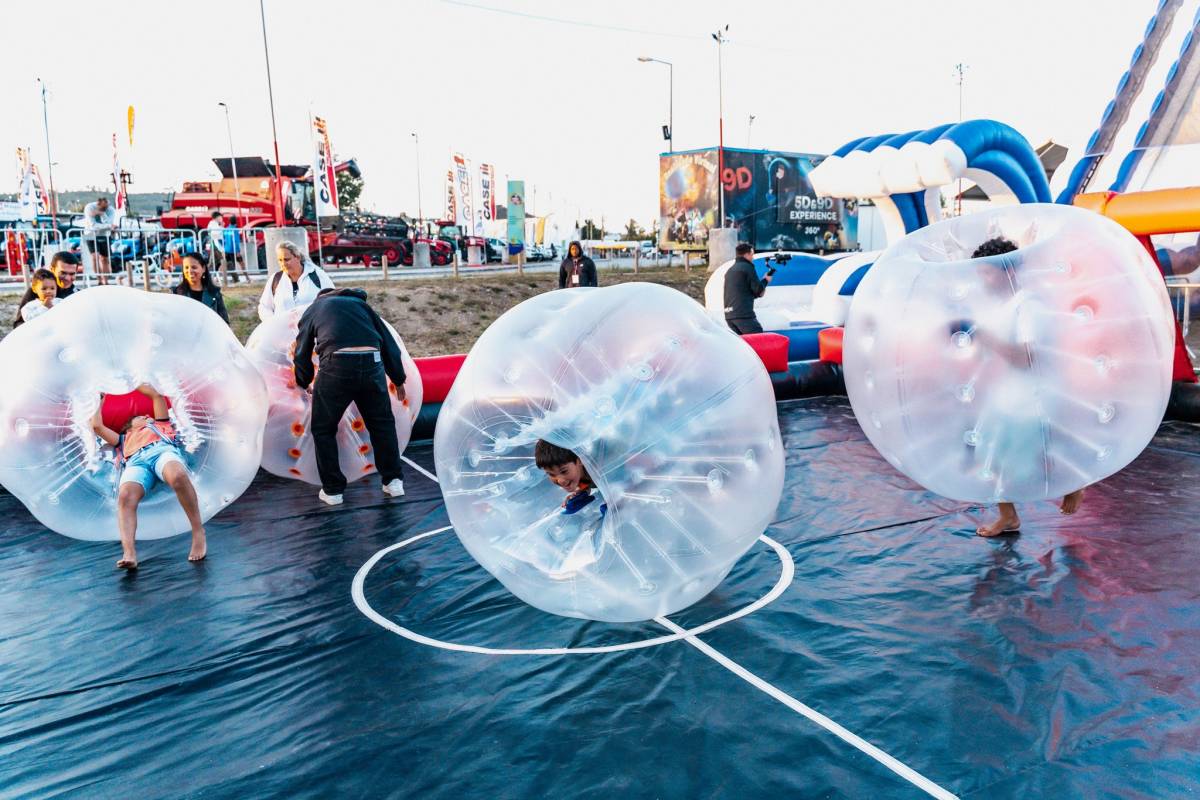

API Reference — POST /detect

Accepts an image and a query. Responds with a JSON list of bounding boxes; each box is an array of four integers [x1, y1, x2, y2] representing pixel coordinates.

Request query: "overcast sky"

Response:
[[7, 0, 1161, 227]]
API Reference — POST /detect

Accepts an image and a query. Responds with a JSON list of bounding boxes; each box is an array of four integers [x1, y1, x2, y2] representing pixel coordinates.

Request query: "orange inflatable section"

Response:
[[1075, 189, 1197, 383]]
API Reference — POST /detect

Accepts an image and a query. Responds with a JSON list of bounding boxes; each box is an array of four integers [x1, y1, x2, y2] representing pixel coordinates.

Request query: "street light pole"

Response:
[[36, 78, 58, 221], [259, 0, 285, 227], [411, 132, 424, 232], [637, 56, 674, 153], [218, 102, 244, 228], [712, 26, 728, 227]]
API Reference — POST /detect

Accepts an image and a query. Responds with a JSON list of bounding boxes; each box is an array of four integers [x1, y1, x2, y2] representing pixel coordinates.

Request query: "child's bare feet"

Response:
[[188, 528, 207, 562], [1060, 489, 1085, 515], [977, 507, 1021, 537], [117, 549, 138, 570]]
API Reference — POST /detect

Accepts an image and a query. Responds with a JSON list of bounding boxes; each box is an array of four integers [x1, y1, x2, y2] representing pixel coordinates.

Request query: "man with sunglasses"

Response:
[[50, 251, 84, 299]]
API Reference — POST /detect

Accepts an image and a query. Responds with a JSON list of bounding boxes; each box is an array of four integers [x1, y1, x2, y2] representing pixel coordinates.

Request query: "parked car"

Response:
[[485, 238, 506, 263]]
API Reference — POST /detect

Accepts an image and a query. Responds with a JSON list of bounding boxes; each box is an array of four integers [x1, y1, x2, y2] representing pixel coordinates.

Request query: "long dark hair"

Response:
[[174, 251, 219, 295], [567, 240, 584, 259], [11, 269, 57, 329]]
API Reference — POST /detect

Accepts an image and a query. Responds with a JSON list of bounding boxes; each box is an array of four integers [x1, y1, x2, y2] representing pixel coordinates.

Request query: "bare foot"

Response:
[[976, 514, 1021, 537], [188, 529, 207, 562], [116, 553, 139, 569], [1060, 489, 1085, 515]]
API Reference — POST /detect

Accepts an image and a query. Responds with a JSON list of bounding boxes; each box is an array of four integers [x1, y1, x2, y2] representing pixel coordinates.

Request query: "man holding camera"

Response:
[[723, 242, 774, 334]]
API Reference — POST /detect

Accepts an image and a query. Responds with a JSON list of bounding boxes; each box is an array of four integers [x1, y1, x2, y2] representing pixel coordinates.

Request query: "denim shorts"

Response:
[[119, 441, 185, 493]]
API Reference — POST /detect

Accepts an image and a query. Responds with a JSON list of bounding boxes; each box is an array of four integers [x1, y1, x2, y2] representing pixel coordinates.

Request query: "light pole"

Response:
[[36, 78, 57, 222], [712, 25, 728, 227], [411, 132, 424, 232], [259, 0, 285, 226], [217, 102, 244, 228], [637, 56, 673, 153], [953, 62, 968, 216], [747, 114, 756, 148]]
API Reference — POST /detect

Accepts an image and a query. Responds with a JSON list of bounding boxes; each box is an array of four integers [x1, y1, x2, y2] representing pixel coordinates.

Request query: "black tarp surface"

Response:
[[1, 398, 1197, 799]]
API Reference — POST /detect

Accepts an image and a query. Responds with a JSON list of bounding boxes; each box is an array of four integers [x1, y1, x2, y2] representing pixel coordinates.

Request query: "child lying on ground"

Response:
[[91, 384, 206, 569]]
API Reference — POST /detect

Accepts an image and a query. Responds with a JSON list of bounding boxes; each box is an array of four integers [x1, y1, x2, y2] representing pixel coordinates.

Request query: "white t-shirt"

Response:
[[20, 297, 59, 323], [82, 202, 116, 238], [257, 264, 335, 321]]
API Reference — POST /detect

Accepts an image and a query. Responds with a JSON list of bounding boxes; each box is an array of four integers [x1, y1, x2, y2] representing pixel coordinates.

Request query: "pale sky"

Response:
[[6, 0, 1161, 228]]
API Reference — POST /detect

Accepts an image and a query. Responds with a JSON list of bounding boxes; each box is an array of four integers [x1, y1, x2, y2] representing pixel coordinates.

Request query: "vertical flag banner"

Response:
[[111, 133, 127, 216], [445, 169, 457, 222], [312, 116, 340, 218], [127, 106, 135, 147], [480, 163, 496, 224], [453, 153, 472, 232], [16, 148, 37, 221], [507, 180, 525, 247], [468, 158, 484, 237]]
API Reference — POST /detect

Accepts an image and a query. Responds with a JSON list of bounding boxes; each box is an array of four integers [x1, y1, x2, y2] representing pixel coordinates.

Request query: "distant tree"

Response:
[[623, 218, 648, 241], [581, 218, 605, 239], [336, 170, 364, 211]]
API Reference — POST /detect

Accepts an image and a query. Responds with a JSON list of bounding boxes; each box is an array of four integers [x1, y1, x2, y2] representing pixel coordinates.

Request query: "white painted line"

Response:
[[391, 443, 956, 797], [401, 455, 440, 485], [351, 528, 794, 655], [653, 615, 959, 800]]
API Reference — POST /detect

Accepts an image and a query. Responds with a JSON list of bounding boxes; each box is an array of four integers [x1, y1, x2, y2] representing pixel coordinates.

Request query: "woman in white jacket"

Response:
[[258, 240, 335, 321]]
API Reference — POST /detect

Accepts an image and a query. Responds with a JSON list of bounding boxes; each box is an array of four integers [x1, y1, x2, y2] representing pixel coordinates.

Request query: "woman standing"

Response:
[[172, 252, 230, 323], [557, 241, 597, 289]]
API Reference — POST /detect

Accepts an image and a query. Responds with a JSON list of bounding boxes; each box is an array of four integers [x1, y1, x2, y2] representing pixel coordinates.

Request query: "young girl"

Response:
[[91, 384, 207, 569], [172, 252, 230, 323], [13, 269, 59, 328]]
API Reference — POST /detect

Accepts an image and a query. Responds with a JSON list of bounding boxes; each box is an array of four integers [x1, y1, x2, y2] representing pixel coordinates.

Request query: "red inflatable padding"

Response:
[[740, 332, 790, 374], [415, 354, 468, 404], [818, 327, 844, 364], [100, 391, 172, 431]]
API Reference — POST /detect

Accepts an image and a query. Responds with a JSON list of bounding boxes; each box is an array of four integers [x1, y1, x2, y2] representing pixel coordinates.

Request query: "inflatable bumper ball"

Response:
[[844, 203, 1175, 502], [245, 308, 422, 485], [0, 286, 268, 540], [434, 283, 785, 623]]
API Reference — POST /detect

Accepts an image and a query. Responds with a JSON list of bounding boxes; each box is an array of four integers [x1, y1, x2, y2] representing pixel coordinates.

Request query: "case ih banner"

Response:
[[312, 116, 339, 218], [445, 169, 456, 221], [111, 133, 127, 215], [479, 162, 495, 230], [453, 153, 473, 232]]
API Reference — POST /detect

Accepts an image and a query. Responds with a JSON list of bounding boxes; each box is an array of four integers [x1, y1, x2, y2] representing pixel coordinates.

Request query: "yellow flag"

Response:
[[127, 106, 135, 147]]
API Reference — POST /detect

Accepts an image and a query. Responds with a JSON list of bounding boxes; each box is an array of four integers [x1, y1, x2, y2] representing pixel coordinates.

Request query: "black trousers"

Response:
[[310, 352, 403, 494], [726, 316, 763, 335]]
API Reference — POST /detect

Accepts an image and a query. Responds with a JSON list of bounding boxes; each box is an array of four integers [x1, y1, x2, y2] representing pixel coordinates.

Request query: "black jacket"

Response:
[[172, 281, 230, 323], [723, 256, 766, 320], [558, 255, 597, 289], [293, 288, 406, 390]]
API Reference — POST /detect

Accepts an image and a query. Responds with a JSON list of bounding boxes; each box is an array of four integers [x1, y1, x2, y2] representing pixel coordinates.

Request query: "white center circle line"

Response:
[[351, 527, 794, 656]]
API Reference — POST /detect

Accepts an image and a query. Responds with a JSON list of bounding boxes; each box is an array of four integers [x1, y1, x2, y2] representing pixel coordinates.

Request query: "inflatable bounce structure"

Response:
[[434, 283, 784, 623], [844, 204, 1175, 503], [0, 287, 267, 540], [245, 309, 423, 485]]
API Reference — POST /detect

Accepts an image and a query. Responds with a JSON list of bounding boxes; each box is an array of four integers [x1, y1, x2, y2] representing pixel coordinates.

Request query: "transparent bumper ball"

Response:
[[245, 308, 422, 485], [844, 203, 1175, 502], [434, 283, 785, 623], [0, 286, 268, 540]]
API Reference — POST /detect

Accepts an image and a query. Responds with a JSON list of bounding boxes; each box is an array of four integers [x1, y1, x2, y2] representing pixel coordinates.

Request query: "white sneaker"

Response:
[[319, 490, 344, 506], [382, 479, 405, 497]]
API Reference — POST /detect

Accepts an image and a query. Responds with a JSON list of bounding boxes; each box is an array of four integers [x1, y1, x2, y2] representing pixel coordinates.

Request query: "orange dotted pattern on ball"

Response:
[[288, 468, 303, 477], [350, 418, 365, 432], [288, 448, 302, 458], [362, 464, 374, 472], [358, 444, 371, 455], [291, 422, 305, 436]]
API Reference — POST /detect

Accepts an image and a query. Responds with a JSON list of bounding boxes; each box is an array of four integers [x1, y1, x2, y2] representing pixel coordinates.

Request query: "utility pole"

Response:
[[748, 114, 756, 148], [712, 25, 729, 227], [411, 132, 424, 231], [259, 0, 286, 226], [637, 56, 674, 153], [36, 79, 57, 221], [218, 102, 244, 228], [953, 62, 968, 216]]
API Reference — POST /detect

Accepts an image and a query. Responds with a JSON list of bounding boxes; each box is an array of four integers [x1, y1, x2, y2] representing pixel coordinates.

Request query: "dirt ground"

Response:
[[0, 266, 711, 357]]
